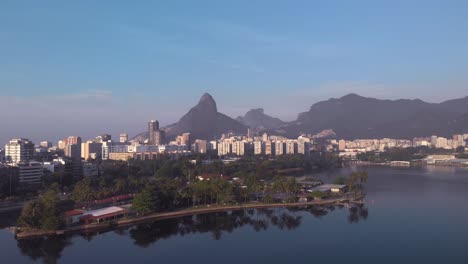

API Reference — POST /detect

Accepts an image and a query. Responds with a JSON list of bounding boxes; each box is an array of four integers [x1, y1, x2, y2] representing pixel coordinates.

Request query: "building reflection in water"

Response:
[[17, 205, 369, 263]]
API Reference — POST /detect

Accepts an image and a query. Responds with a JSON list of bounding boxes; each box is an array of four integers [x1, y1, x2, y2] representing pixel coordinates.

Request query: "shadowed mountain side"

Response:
[[236, 108, 286, 130], [134, 93, 247, 141], [274, 93, 468, 139], [134, 93, 468, 141]]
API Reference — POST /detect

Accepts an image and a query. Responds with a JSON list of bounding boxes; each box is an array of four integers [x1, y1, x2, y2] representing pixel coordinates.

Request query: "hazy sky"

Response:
[[1, 0, 468, 144]]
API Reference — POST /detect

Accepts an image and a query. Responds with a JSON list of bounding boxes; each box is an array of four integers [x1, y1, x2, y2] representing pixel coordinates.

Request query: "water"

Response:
[[1, 166, 468, 264]]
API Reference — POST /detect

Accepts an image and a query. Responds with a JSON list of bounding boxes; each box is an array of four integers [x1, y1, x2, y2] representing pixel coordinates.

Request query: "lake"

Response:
[[1, 166, 468, 264]]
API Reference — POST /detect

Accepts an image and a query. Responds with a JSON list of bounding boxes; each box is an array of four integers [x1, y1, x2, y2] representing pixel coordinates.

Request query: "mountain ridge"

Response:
[[283, 93, 468, 139], [236, 108, 286, 130], [134, 93, 468, 141]]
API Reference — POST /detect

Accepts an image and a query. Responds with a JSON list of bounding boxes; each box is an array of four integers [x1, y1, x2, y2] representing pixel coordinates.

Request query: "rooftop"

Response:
[[309, 184, 347, 192], [83, 206, 126, 217]]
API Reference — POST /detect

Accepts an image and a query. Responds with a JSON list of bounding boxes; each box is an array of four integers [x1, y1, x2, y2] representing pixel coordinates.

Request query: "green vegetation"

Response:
[[14, 153, 349, 230], [456, 152, 468, 159], [18, 184, 64, 230], [308, 191, 326, 199], [132, 186, 158, 214], [346, 171, 368, 194], [333, 177, 346, 185], [0, 167, 20, 200]]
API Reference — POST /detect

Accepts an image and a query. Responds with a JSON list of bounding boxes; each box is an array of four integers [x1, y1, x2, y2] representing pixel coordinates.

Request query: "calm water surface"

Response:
[[1, 166, 468, 264]]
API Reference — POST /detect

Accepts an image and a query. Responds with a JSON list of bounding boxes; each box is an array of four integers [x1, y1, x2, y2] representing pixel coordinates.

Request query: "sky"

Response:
[[1, 0, 468, 144]]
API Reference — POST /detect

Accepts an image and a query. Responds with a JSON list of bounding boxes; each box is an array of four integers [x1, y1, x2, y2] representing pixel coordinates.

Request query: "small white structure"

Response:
[[309, 184, 347, 193]]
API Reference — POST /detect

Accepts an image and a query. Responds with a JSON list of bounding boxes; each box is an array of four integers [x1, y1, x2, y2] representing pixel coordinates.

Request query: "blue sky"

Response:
[[1, 0, 468, 144]]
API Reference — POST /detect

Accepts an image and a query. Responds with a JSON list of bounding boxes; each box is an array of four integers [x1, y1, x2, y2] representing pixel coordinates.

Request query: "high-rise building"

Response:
[[181, 133, 191, 146], [65, 144, 81, 161], [286, 141, 298, 154], [120, 133, 129, 143], [39, 141, 52, 148], [298, 138, 310, 155], [262, 133, 268, 142], [430, 135, 438, 147], [100, 134, 112, 142], [218, 141, 232, 156], [65, 136, 82, 146], [57, 140, 66, 150], [193, 140, 208, 153], [5, 138, 35, 164], [275, 141, 285, 156], [338, 140, 346, 151], [233, 141, 249, 156], [453, 134, 464, 143], [209, 141, 217, 150], [81, 141, 103, 160], [254, 141, 264, 155], [435, 137, 448, 149], [265, 140, 275, 156], [148, 120, 158, 145], [0, 149, 5, 162], [148, 120, 165, 145], [247, 128, 252, 139]]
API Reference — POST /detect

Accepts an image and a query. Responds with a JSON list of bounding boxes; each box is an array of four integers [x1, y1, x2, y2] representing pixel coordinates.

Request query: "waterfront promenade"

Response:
[[15, 195, 365, 239]]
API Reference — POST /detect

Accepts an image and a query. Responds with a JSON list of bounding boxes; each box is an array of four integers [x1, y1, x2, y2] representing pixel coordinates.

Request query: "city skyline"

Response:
[[2, 1, 468, 143], [1, 91, 468, 146]]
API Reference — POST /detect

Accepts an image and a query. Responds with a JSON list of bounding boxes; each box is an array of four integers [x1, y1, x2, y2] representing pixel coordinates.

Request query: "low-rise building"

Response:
[[308, 184, 348, 194], [424, 155, 456, 165], [79, 206, 128, 224], [17, 161, 43, 186]]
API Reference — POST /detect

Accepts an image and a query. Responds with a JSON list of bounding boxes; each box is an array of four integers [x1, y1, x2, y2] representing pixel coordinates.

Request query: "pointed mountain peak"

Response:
[[191, 93, 217, 114], [199, 93, 215, 104], [196, 92, 217, 112]]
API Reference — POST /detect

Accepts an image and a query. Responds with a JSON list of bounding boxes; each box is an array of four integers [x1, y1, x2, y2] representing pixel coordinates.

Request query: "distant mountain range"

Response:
[[134, 93, 468, 141], [275, 93, 468, 139], [236, 108, 286, 130]]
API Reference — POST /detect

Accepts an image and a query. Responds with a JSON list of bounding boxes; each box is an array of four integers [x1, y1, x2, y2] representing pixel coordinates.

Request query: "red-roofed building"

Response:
[[64, 209, 85, 224]]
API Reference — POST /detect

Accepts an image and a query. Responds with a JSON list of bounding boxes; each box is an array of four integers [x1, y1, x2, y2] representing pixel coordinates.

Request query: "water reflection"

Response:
[[348, 206, 369, 223], [17, 236, 72, 264], [17, 205, 369, 263]]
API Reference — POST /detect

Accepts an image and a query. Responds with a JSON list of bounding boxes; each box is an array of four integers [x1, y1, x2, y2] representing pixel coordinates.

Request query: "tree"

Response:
[[18, 201, 44, 229], [333, 177, 346, 185], [347, 171, 368, 195], [39, 187, 63, 230], [132, 186, 158, 215], [18, 186, 63, 230], [71, 178, 95, 204]]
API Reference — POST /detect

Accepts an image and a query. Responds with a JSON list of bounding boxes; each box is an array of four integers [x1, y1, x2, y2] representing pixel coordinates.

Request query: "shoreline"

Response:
[[15, 195, 365, 240]]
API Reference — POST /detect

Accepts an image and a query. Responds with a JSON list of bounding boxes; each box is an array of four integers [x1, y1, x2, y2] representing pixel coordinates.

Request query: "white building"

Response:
[[218, 141, 232, 156], [102, 142, 130, 160], [275, 141, 285, 156], [286, 141, 298, 154], [254, 141, 264, 155], [435, 137, 448, 149], [5, 138, 35, 164]]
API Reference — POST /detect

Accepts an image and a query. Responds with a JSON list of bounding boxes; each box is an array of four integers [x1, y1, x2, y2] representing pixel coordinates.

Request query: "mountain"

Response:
[[438, 95, 468, 113], [134, 93, 247, 142], [275, 93, 468, 139], [236, 108, 286, 130]]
